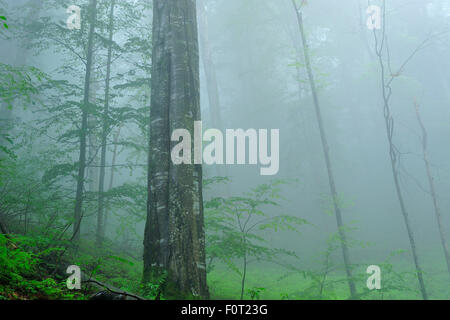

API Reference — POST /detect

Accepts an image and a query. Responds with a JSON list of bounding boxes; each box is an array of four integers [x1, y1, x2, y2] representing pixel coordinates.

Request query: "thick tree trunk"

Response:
[[143, 0, 209, 299], [97, 0, 116, 246], [291, 0, 357, 298], [73, 0, 97, 242], [414, 100, 450, 277]]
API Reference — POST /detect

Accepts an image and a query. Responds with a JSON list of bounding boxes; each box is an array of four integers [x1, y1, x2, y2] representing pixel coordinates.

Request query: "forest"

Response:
[[0, 0, 449, 301]]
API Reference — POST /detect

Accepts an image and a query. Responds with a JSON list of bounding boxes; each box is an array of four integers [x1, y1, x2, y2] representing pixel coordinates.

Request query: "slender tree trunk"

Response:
[[371, 1, 428, 299], [73, 0, 97, 242], [87, 45, 99, 237], [291, 0, 357, 298], [281, 12, 322, 185], [24, 191, 31, 234], [319, 252, 330, 299], [414, 100, 450, 277], [103, 126, 121, 236], [197, 0, 222, 131], [87, 58, 99, 196], [96, 0, 116, 246], [143, 0, 209, 299], [240, 245, 247, 300], [197, 0, 230, 190]]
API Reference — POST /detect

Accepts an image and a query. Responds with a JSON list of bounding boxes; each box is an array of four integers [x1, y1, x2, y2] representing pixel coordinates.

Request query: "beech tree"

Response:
[[143, 0, 209, 299]]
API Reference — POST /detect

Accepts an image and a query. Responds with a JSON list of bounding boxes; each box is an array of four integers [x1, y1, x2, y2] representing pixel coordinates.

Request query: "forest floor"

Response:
[[208, 251, 450, 300], [1, 233, 449, 300]]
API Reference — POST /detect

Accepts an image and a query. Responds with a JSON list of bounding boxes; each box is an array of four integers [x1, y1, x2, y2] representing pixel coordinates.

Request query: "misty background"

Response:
[[1, 0, 449, 299]]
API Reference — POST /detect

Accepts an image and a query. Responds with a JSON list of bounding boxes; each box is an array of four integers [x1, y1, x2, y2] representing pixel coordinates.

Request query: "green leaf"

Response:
[[0, 16, 7, 29]]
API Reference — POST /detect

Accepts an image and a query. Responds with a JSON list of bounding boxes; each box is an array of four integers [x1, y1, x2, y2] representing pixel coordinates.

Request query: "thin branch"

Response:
[[82, 279, 147, 300]]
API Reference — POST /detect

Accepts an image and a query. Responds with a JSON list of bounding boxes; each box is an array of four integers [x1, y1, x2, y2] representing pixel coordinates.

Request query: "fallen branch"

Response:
[[82, 279, 147, 300]]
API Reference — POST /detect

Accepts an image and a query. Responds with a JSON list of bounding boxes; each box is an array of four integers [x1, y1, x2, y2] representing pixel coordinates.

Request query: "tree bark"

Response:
[[291, 0, 357, 298], [143, 0, 209, 299], [414, 99, 450, 277], [73, 0, 97, 242]]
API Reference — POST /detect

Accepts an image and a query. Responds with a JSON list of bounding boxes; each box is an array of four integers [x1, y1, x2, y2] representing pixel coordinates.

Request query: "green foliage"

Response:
[[0, 132, 76, 239], [280, 292, 290, 300], [0, 15, 7, 29], [0, 63, 49, 110], [0, 234, 85, 300], [205, 179, 307, 272], [357, 250, 421, 300], [204, 179, 308, 298], [140, 271, 167, 300], [247, 287, 266, 300], [104, 182, 147, 221], [0, 133, 16, 169], [0, 0, 153, 300], [277, 221, 372, 300], [281, 232, 345, 299]]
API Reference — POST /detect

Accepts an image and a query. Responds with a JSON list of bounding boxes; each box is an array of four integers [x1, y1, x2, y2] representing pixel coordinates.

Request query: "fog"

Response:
[[0, 0, 449, 300]]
